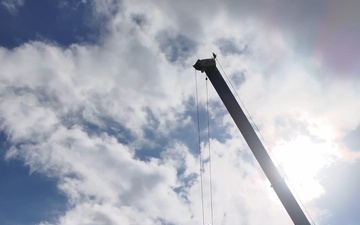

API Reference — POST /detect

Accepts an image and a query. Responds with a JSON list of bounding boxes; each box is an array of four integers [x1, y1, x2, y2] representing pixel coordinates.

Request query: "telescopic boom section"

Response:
[[193, 58, 311, 225]]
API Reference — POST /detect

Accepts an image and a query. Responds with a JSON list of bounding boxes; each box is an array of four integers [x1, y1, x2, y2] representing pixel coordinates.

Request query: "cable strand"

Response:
[[195, 70, 205, 225], [215, 57, 316, 225], [206, 77, 214, 225]]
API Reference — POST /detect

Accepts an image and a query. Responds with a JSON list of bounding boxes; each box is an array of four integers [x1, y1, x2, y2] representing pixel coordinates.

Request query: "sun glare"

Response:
[[272, 135, 340, 202]]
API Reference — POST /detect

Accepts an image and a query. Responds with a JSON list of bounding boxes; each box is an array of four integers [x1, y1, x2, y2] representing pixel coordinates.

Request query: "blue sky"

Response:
[[1, 1, 360, 225]]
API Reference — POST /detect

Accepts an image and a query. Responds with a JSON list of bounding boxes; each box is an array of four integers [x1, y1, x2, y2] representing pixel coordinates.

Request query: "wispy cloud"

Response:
[[1, 0, 24, 14]]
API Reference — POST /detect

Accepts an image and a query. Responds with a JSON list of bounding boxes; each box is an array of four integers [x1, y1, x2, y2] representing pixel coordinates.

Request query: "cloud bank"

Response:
[[1, 0, 360, 224]]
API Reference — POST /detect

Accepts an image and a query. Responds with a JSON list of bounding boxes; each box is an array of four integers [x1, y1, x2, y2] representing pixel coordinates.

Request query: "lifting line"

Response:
[[206, 77, 215, 225], [195, 69, 205, 225], [215, 57, 316, 225], [195, 69, 216, 225]]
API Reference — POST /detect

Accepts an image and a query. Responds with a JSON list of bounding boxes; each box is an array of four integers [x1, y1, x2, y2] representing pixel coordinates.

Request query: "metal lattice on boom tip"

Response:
[[193, 56, 311, 225]]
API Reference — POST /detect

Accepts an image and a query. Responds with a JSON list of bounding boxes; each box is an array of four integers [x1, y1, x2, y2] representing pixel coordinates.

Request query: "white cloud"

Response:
[[1, 0, 360, 225]]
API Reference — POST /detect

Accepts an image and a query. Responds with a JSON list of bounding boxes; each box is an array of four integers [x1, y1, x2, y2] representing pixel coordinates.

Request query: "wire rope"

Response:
[[206, 77, 214, 225], [195, 70, 205, 225], [215, 57, 316, 225]]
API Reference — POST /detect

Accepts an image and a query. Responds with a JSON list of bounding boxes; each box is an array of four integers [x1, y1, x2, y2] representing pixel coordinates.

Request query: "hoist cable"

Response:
[[195, 70, 205, 225], [206, 77, 215, 225], [215, 58, 281, 167], [215, 58, 316, 225]]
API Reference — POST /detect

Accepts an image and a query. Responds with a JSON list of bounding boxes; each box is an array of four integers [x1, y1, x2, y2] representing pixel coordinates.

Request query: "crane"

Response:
[[193, 56, 311, 225]]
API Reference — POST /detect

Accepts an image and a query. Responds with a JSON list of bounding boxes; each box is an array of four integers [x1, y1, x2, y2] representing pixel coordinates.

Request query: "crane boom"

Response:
[[193, 57, 311, 225]]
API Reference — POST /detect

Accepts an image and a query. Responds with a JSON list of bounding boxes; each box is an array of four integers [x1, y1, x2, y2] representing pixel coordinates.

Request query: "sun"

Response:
[[272, 135, 340, 202]]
